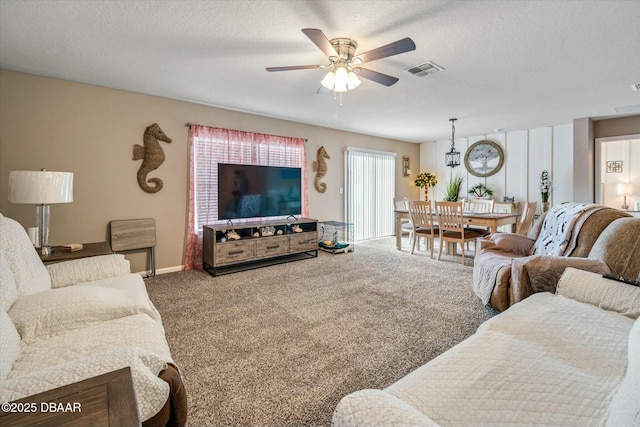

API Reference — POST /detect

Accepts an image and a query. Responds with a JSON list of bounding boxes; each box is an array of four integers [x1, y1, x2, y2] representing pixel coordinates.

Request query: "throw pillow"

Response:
[[486, 233, 535, 255], [556, 268, 640, 319]]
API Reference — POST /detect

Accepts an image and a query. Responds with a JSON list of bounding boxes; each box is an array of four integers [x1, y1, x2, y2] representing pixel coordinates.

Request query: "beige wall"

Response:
[[0, 70, 420, 272]]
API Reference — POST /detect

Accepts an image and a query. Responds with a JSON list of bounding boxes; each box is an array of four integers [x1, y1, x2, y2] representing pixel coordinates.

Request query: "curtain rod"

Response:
[[184, 122, 307, 141]]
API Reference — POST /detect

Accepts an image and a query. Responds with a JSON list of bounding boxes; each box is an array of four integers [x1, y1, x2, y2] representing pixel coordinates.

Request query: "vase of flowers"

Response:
[[539, 169, 552, 212], [415, 172, 438, 200]]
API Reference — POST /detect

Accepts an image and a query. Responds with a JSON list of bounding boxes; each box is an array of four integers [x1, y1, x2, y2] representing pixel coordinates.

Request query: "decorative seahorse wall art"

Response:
[[133, 123, 172, 193], [312, 146, 330, 193]]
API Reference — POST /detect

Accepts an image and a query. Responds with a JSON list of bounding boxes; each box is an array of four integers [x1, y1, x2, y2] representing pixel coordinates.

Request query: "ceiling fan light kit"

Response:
[[267, 28, 416, 99], [321, 63, 361, 92]]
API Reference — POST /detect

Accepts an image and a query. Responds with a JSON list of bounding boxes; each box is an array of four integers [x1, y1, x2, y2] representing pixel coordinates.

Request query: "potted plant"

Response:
[[414, 172, 438, 200], [468, 183, 494, 199], [444, 174, 464, 201]]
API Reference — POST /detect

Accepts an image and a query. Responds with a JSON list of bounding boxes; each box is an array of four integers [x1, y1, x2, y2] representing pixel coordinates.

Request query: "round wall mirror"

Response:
[[464, 140, 504, 177]]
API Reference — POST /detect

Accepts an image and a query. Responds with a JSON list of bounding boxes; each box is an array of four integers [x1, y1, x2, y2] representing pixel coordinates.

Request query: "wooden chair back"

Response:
[[393, 197, 409, 211], [435, 201, 480, 265], [516, 202, 538, 235], [435, 201, 464, 232], [465, 198, 495, 213], [408, 200, 438, 257]]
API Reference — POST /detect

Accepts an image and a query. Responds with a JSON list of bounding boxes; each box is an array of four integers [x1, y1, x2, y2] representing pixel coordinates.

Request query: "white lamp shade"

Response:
[[8, 170, 73, 204], [617, 183, 632, 196]]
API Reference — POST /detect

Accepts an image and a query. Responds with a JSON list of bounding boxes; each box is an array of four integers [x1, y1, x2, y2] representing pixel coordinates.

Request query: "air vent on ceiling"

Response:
[[631, 83, 640, 91], [407, 61, 444, 77]]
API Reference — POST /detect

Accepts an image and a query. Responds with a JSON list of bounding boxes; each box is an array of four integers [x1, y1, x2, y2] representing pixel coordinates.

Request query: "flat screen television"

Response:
[[217, 163, 302, 220]]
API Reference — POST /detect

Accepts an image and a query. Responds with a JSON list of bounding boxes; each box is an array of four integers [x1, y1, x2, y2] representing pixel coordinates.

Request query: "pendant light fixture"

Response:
[[445, 118, 460, 168]]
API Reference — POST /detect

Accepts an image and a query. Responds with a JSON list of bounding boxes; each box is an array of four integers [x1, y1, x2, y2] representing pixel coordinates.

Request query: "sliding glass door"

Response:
[[345, 147, 396, 241]]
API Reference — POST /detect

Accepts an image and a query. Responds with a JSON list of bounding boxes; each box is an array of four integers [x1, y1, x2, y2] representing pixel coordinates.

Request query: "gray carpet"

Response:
[[145, 237, 496, 427]]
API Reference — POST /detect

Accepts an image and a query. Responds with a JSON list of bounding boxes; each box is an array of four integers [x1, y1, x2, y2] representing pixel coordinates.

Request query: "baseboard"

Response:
[[135, 265, 184, 276]]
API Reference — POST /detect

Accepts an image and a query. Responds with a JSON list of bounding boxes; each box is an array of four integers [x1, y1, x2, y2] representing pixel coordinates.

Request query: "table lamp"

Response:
[[8, 170, 73, 255], [617, 183, 632, 210]]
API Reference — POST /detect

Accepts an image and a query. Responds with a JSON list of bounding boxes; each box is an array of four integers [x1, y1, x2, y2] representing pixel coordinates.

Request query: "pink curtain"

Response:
[[184, 125, 308, 270]]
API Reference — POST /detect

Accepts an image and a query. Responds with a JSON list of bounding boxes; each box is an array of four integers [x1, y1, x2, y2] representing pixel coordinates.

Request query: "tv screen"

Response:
[[218, 163, 302, 220]]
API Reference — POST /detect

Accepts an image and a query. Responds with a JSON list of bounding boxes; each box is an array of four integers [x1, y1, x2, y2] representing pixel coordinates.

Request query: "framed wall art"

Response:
[[464, 139, 504, 177]]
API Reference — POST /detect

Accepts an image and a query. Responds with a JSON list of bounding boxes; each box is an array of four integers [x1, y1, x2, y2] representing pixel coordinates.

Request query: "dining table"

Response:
[[394, 209, 520, 250]]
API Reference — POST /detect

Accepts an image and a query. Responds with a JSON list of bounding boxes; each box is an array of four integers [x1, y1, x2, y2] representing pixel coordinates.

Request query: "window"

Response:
[[185, 125, 307, 269]]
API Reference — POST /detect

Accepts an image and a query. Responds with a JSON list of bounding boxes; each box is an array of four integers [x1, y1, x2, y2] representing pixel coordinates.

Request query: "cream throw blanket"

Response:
[[531, 203, 605, 256]]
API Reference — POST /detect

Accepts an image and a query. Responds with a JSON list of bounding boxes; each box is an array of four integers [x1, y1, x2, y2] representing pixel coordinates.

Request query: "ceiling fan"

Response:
[[266, 29, 416, 93]]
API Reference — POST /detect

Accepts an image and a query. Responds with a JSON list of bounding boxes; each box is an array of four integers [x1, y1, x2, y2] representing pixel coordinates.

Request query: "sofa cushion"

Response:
[[0, 253, 18, 311], [8, 274, 161, 344], [606, 317, 640, 426], [0, 309, 21, 381], [589, 218, 640, 280], [0, 214, 50, 296], [556, 268, 640, 319], [378, 292, 632, 426]]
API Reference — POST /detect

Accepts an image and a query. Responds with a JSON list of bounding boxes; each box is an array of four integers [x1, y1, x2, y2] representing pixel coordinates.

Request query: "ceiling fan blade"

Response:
[[266, 65, 322, 72], [302, 28, 339, 58], [356, 37, 416, 63], [316, 85, 331, 94], [354, 67, 399, 86]]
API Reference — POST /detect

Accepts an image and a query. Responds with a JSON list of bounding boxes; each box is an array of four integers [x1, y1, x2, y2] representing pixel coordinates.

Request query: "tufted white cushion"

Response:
[[0, 253, 18, 311], [0, 214, 50, 296], [0, 309, 21, 381], [606, 317, 640, 426], [556, 268, 640, 319]]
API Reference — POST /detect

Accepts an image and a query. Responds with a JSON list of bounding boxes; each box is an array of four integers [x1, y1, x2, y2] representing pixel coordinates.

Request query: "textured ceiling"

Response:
[[1, 0, 639, 142]]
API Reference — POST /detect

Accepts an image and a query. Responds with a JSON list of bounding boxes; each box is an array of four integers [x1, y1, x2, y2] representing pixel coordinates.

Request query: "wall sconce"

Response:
[[617, 182, 632, 210], [402, 156, 411, 176]]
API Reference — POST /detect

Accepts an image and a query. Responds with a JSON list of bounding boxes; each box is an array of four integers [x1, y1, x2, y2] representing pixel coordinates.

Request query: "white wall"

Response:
[[420, 124, 574, 212]]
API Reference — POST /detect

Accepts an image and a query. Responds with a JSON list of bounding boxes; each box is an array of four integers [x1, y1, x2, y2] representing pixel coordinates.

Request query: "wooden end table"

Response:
[[39, 242, 112, 264], [0, 367, 140, 427]]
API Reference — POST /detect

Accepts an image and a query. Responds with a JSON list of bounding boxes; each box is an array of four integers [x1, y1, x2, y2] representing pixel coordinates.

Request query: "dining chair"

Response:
[[464, 198, 494, 238], [408, 200, 439, 258], [435, 201, 483, 265], [466, 198, 495, 213], [516, 201, 538, 235], [394, 197, 413, 243]]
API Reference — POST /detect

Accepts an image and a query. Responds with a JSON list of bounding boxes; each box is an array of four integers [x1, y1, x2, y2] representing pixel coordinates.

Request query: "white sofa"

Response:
[[0, 213, 183, 425], [333, 268, 640, 426]]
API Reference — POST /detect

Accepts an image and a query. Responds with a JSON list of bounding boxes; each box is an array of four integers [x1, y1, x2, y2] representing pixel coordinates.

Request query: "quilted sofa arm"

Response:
[[46, 254, 131, 288], [332, 389, 440, 427], [511, 255, 611, 305]]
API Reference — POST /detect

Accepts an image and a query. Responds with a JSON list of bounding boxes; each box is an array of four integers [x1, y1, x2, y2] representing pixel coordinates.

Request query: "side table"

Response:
[[39, 241, 112, 264], [0, 367, 140, 427]]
